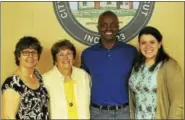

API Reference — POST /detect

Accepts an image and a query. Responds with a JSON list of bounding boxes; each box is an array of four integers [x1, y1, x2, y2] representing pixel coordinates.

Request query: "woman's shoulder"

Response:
[[163, 58, 180, 68], [160, 58, 181, 73], [1, 75, 24, 94], [2, 75, 22, 87], [42, 66, 58, 76], [42, 66, 62, 86], [72, 66, 89, 75]]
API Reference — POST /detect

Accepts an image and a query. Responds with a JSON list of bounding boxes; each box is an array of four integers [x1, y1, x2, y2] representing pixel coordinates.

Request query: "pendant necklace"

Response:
[[66, 92, 73, 107], [65, 92, 74, 107], [65, 80, 74, 107], [69, 102, 73, 107]]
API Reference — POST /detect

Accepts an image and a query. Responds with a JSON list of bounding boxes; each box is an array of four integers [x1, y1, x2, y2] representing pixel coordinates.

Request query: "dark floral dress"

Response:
[[1, 70, 49, 120], [129, 63, 161, 119]]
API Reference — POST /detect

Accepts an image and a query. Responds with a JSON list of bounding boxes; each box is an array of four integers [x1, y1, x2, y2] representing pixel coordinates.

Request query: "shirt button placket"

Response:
[[108, 49, 112, 59]]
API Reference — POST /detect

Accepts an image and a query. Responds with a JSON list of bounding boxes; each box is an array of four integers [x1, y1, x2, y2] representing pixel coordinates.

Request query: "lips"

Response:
[[26, 59, 35, 63], [105, 32, 112, 35], [145, 50, 153, 54], [62, 60, 70, 64], [104, 32, 113, 38]]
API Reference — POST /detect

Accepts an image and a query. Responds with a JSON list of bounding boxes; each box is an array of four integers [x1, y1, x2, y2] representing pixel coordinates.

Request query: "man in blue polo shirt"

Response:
[[81, 10, 138, 119]]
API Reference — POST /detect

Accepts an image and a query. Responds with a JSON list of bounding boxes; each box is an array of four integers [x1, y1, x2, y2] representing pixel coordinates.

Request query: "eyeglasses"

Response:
[[57, 52, 73, 58], [21, 50, 38, 57]]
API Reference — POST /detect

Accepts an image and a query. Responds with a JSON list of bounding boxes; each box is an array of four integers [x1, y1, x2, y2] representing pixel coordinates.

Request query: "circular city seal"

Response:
[[53, 2, 155, 46]]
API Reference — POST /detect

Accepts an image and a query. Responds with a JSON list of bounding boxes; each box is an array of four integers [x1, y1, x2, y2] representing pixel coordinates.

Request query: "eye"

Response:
[[111, 24, 118, 29], [140, 42, 146, 45], [99, 24, 106, 28], [33, 51, 38, 54], [150, 41, 155, 44], [22, 51, 29, 54], [67, 52, 73, 56], [111, 23, 117, 26], [58, 53, 64, 56]]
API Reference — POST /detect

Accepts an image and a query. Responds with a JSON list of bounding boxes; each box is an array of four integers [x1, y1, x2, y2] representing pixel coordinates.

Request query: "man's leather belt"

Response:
[[91, 102, 129, 110]]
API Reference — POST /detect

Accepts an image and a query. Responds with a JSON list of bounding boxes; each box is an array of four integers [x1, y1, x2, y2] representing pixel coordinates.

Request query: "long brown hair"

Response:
[[134, 26, 170, 72]]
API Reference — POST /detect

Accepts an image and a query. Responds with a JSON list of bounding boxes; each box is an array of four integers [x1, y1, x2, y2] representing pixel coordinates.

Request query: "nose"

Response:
[[106, 24, 113, 31], [62, 54, 69, 60], [146, 43, 152, 48], [106, 25, 111, 31]]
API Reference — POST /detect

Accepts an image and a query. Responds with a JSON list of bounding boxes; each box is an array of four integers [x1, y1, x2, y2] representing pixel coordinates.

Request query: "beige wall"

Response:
[[1, 2, 184, 83]]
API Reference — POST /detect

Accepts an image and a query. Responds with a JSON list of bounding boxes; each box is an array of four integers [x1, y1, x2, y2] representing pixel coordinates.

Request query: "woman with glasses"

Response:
[[42, 39, 91, 119], [1, 36, 49, 119]]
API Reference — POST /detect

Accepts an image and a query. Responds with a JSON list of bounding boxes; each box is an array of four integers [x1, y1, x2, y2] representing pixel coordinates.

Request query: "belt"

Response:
[[91, 103, 129, 111]]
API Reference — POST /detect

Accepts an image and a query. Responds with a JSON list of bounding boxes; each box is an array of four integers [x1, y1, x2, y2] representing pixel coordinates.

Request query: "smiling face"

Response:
[[19, 48, 39, 69], [55, 48, 74, 71], [97, 14, 119, 42], [139, 34, 161, 64]]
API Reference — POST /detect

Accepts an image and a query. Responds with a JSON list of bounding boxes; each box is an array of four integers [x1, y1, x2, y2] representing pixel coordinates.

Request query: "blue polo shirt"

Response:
[[81, 41, 137, 105]]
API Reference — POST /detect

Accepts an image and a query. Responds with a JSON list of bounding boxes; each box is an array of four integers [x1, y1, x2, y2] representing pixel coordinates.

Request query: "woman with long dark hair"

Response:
[[129, 26, 184, 119]]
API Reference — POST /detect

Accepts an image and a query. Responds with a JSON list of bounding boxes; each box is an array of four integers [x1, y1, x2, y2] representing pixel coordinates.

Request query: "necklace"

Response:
[[69, 102, 73, 107], [64, 80, 74, 107]]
